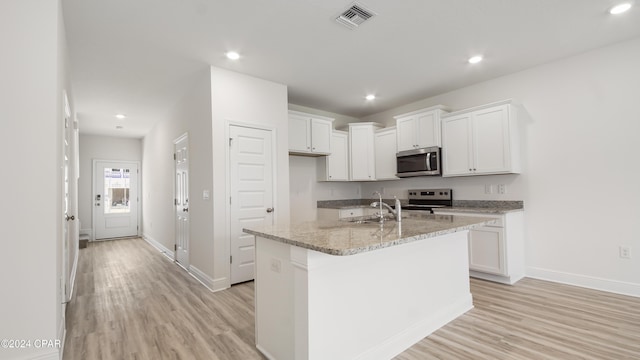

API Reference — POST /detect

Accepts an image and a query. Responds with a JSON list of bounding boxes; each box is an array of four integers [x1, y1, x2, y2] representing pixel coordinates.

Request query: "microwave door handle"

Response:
[[426, 153, 432, 171]]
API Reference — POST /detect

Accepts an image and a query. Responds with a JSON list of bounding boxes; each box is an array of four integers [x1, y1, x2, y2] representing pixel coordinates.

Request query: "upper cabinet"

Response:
[[394, 105, 449, 152], [442, 100, 521, 177], [317, 131, 349, 181], [288, 111, 333, 156], [374, 127, 399, 180], [349, 123, 384, 181]]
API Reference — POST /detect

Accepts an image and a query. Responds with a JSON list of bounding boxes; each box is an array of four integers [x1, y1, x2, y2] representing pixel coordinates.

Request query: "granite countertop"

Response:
[[318, 199, 524, 214], [243, 213, 495, 256]]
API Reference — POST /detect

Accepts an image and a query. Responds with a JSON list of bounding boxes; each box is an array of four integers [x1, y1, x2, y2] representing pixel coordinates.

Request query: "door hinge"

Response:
[[229, 196, 232, 205], [175, 199, 178, 205], [230, 255, 233, 264], [175, 244, 177, 251], [229, 137, 233, 147], [173, 153, 176, 160]]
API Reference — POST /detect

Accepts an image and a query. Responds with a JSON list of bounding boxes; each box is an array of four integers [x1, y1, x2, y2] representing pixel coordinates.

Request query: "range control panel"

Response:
[[408, 189, 452, 201]]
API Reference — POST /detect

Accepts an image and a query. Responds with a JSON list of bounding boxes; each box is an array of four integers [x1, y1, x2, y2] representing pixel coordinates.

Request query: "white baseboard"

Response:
[[142, 233, 175, 259], [527, 267, 640, 298], [355, 295, 474, 360], [188, 265, 215, 292]]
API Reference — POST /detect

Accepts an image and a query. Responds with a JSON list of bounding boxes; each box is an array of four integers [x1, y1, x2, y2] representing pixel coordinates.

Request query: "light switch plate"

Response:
[[203, 190, 210, 200]]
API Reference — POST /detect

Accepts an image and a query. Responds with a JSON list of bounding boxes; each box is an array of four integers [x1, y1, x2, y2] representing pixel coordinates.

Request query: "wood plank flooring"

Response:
[[63, 238, 640, 360]]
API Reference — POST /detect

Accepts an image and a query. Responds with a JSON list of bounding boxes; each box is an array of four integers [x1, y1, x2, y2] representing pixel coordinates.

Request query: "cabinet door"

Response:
[[311, 119, 332, 154], [469, 227, 506, 275], [375, 129, 398, 180], [327, 132, 348, 181], [416, 111, 441, 148], [472, 105, 511, 174], [289, 115, 311, 153], [442, 114, 473, 176], [396, 117, 417, 152], [350, 126, 374, 181]]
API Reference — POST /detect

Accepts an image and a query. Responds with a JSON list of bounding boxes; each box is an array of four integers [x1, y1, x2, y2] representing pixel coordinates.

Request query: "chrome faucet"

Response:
[[371, 192, 402, 223]]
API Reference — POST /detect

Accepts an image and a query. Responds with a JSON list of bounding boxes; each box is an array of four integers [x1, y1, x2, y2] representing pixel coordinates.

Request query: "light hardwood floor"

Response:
[[63, 238, 640, 360]]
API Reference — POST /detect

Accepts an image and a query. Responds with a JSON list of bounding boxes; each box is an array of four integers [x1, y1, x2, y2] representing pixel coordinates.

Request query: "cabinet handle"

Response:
[[312, 147, 315, 150]]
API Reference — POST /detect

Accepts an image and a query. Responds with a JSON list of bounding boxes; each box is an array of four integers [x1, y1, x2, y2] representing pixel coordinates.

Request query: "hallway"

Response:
[[63, 239, 263, 359]]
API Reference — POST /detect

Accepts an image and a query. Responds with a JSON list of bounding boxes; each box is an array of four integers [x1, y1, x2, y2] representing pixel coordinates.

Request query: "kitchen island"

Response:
[[243, 213, 495, 360]]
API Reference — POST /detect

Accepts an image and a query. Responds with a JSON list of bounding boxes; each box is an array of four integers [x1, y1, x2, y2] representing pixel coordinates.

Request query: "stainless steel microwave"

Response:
[[396, 146, 441, 177]]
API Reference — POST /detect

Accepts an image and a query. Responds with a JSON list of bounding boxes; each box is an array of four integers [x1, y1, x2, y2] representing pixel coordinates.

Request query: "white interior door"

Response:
[[62, 91, 76, 304], [230, 125, 274, 284], [174, 134, 190, 269], [93, 160, 139, 240]]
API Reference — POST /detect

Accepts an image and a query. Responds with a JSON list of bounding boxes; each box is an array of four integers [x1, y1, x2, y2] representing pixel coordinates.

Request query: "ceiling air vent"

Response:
[[336, 2, 376, 30]]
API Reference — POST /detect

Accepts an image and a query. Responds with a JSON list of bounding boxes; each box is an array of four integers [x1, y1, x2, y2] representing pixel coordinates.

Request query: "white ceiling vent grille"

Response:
[[336, 2, 376, 30]]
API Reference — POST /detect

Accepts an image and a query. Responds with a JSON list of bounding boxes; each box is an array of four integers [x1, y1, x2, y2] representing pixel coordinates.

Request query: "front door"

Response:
[[174, 134, 190, 269], [93, 160, 139, 240], [229, 125, 274, 284]]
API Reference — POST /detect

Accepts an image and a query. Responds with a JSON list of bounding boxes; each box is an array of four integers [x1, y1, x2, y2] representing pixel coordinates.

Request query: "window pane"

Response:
[[104, 168, 131, 214]]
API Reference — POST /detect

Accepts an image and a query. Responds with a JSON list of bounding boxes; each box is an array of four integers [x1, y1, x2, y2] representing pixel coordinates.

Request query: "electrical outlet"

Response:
[[484, 184, 493, 194], [619, 246, 631, 259], [497, 184, 506, 194]]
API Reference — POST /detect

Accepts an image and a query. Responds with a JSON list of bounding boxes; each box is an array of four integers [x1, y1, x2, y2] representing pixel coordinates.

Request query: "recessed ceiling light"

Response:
[[116, 125, 123, 129], [609, 3, 632, 14], [365, 94, 376, 100], [468, 55, 483, 64], [115, 114, 126, 119], [226, 51, 240, 60]]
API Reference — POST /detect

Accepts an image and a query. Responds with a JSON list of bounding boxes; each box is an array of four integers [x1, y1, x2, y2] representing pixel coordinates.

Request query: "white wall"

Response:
[[210, 66, 289, 290], [287, 105, 362, 223], [78, 135, 142, 235], [141, 67, 214, 282], [361, 37, 640, 296], [289, 156, 362, 223], [0, 0, 68, 358]]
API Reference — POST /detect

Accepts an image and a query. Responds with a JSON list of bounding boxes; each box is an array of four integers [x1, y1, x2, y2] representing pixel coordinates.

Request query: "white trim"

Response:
[[67, 245, 79, 299], [256, 344, 277, 360], [142, 233, 175, 259], [92, 159, 141, 241], [354, 296, 473, 360], [188, 265, 230, 293], [526, 267, 640, 298], [58, 317, 66, 360]]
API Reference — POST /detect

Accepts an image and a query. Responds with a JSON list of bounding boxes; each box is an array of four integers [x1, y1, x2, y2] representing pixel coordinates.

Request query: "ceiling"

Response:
[[62, 0, 640, 138]]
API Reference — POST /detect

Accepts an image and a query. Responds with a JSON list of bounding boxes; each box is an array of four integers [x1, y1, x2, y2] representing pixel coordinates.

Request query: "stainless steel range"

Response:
[[402, 189, 453, 213]]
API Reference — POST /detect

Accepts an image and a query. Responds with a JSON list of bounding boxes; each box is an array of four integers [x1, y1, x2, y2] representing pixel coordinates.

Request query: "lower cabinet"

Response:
[[436, 210, 524, 285]]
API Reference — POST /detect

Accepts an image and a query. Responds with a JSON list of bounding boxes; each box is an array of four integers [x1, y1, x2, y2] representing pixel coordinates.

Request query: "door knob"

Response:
[[65, 214, 75, 221], [183, 208, 189, 212], [266, 208, 274, 213]]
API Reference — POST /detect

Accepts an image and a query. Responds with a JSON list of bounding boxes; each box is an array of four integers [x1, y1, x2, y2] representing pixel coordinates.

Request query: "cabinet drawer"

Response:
[[339, 208, 364, 218]]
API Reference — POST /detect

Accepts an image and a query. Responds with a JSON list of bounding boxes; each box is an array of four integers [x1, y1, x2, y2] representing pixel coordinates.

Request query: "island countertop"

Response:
[[243, 213, 495, 256]]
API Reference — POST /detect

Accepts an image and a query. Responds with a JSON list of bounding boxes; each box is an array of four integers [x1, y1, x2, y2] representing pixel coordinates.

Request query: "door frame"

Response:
[[225, 121, 279, 282], [91, 159, 141, 240]]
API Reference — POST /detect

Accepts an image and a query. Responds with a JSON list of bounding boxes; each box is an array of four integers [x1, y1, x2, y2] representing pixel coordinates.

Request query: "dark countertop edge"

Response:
[[433, 207, 523, 214], [243, 219, 494, 256]]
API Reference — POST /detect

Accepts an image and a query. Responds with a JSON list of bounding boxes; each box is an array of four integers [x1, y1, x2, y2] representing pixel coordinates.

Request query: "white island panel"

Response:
[[255, 230, 472, 360]]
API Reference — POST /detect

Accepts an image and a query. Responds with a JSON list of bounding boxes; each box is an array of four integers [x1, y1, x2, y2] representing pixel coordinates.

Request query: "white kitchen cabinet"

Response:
[[394, 105, 449, 152], [288, 110, 333, 156], [348, 123, 383, 181], [374, 127, 399, 180], [442, 100, 521, 177], [435, 210, 524, 285], [317, 131, 349, 181]]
